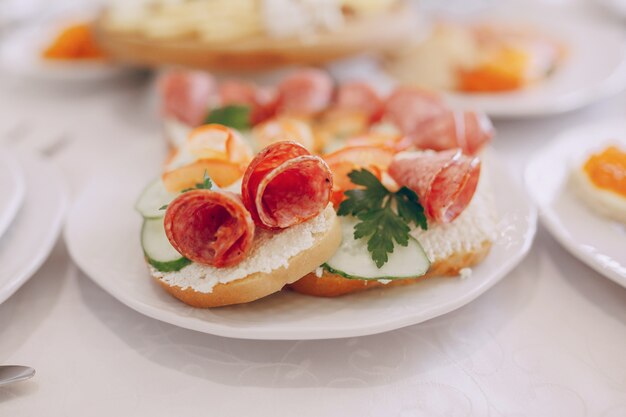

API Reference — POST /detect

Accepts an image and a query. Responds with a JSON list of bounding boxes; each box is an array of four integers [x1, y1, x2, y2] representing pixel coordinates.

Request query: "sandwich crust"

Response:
[[289, 240, 492, 297], [151, 212, 342, 307]]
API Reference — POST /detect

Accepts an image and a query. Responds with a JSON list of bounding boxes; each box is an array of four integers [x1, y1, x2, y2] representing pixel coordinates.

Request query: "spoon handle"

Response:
[[0, 366, 35, 386]]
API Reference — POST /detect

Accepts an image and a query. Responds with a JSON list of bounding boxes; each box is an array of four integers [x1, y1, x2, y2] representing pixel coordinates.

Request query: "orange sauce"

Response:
[[42, 23, 106, 60], [583, 146, 626, 197]]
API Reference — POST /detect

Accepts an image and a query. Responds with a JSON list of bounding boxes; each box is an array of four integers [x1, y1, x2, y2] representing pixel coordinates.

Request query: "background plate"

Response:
[[0, 19, 131, 82], [0, 149, 25, 241], [0, 152, 68, 304], [526, 119, 626, 287], [382, 5, 626, 118], [65, 144, 536, 340]]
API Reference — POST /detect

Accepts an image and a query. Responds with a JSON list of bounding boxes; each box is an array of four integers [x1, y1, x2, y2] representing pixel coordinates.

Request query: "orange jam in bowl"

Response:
[[583, 146, 626, 197]]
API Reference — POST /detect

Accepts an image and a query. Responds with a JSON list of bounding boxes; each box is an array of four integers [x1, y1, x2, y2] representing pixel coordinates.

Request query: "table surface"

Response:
[[1, 4, 626, 415]]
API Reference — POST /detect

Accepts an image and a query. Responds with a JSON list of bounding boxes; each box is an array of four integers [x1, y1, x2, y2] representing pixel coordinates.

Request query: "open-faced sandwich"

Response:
[[137, 134, 341, 308], [137, 68, 497, 307]]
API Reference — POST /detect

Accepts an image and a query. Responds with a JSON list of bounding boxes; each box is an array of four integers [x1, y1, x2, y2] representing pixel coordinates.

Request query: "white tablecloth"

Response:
[[1, 28, 626, 417]]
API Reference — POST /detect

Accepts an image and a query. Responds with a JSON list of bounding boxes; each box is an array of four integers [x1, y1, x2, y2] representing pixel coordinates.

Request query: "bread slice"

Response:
[[289, 173, 497, 297], [150, 206, 341, 307], [289, 240, 491, 297]]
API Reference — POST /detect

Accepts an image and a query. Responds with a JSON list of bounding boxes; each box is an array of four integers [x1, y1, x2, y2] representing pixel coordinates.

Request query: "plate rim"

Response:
[[0, 150, 26, 241], [0, 22, 132, 83], [65, 150, 537, 340], [0, 153, 69, 304], [524, 118, 626, 287], [446, 41, 626, 118]]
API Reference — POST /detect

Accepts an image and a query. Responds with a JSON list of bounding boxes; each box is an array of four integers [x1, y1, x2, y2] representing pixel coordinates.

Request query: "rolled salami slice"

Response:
[[388, 149, 481, 223], [159, 70, 215, 127], [218, 80, 277, 125], [219, 80, 258, 107], [275, 69, 333, 116], [164, 190, 255, 267], [242, 141, 332, 229], [384, 87, 448, 135], [404, 110, 494, 155], [335, 82, 383, 121]]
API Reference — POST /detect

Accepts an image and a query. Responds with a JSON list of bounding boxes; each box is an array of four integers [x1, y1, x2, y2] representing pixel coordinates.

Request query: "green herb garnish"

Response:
[[204, 105, 251, 130], [337, 168, 427, 268], [159, 171, 213, 210], [181, 170, 213, 193]]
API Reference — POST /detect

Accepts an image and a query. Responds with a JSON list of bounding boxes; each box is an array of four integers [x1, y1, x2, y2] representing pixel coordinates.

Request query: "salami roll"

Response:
[[404, 110, 493, 155], [164, 190, 255, 267], [219, 80, 258, 106], [159, 70, 215, 127], [388, 149, 481, 223], [275, 69, 333, 116], [242, 141, 332, 229], [335, 82, 383, 121], [218, 80, 276, 125], [384, 87, 448, 135]]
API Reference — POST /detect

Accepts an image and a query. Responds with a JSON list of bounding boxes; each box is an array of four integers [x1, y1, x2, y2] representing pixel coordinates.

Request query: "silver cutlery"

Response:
[[0, 365, 35, 386]]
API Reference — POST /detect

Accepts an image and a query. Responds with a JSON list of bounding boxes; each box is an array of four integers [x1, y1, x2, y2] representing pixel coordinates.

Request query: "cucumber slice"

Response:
[[135, 179, 178, 219], [323, 216, 430, 280], [141, 218, 191, 272]]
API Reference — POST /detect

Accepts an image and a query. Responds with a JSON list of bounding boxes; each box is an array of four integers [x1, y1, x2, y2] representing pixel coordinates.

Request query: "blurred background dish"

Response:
[[383, 3, 626, 117], [386, 22, 565, 94], [0, 150, 24, 242], [95, 0, 417, 71], [0, 12, 134, 82], [526, 119, 626, 288], [596, 0, 626, 20], [155, 67, 494, 160], [0, 152, 67, 305], [2, 0, 623, 119]]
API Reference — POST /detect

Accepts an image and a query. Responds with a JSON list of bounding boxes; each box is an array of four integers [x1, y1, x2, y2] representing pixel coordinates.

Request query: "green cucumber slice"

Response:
[[135, 178, 178, 219], [141, 218, 191, 272], [323, 216, 430, 280]]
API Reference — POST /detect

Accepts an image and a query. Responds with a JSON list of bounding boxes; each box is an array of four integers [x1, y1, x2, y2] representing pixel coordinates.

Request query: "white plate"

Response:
[[0, 19, 130, 82], [0, 153, 68, 304], [0, 149, 25, 240], [384, 6, 626, 118], [65, 144, 536, 340], [596, 0, 626, 20], [525, 119, 626, 286]]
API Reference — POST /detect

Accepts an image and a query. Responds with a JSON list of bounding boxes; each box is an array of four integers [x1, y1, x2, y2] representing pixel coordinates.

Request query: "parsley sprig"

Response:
[[181, 170, 213, 193], [159, 171, 213, 210], [204, 105, 251, 130], [337, 169, 427, 268]]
